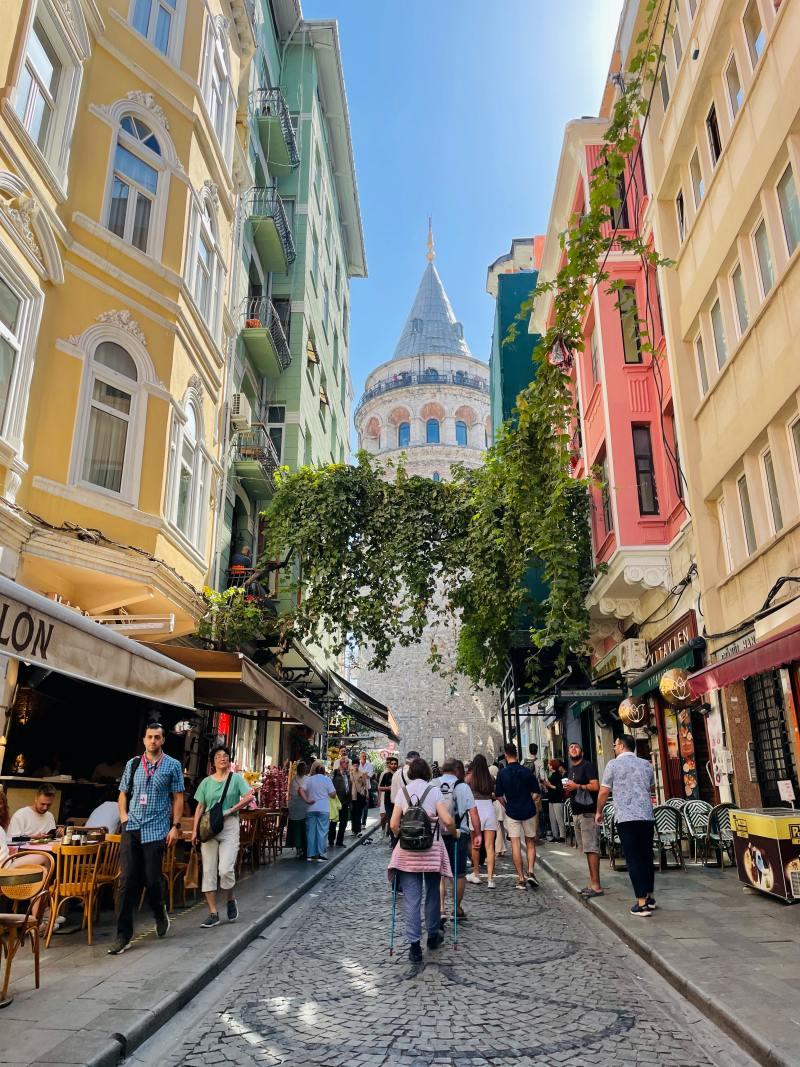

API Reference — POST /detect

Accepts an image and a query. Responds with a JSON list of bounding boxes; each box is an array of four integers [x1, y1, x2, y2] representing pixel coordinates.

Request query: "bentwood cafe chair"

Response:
[[0, 853, 56, 1002], [45, 843, 102, 948]]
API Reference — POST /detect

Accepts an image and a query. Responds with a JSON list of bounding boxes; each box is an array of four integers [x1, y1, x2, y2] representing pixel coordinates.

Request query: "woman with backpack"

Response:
[[388, 757, 459, 963]]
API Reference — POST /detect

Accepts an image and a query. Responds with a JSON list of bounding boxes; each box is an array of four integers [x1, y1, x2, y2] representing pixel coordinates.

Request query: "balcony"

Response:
[[232, 426, 280, 500], [245, 188, 296, 273], [250, 88, 300, 175], [355, 370, 489, 414], [240, 297, 291, 375]]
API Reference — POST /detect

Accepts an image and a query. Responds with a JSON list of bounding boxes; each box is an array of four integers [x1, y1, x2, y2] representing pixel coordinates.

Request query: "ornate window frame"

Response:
[[165, 381, 213, 552], [186, 182, 225, 341], [201, 14, 235, 164]]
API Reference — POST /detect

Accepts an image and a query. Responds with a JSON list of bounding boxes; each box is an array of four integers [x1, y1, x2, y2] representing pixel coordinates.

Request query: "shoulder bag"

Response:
[[198, 773, 233, 842]]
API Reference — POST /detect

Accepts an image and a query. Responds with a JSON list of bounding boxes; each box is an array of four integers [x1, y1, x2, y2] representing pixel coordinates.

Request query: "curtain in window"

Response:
[[83, 390, 130, 492]]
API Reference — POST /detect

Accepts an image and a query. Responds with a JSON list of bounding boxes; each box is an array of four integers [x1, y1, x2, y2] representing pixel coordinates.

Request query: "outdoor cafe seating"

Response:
[[0, 851, 55, 1006]]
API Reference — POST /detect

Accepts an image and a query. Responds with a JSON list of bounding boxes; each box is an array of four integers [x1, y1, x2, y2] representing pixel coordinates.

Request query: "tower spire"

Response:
[[426, 217, 435, 262]]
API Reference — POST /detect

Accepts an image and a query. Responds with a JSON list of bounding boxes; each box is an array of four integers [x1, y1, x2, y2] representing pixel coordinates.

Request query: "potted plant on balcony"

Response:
[[245, 318, 262, 329]]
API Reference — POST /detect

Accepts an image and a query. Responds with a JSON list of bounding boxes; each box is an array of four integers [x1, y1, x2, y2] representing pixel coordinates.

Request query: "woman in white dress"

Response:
[[466, 755, 499, 887]]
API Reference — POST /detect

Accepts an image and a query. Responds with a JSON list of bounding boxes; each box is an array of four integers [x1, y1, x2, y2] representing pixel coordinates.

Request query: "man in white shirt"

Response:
[[86, 789, 122, 833], [390, 750, 419, 805], [8, 784, 57, 838]]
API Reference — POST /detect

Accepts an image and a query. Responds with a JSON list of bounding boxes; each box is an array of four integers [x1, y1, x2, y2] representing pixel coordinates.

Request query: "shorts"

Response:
[[504, 815, 537, 840], [475, 798, 498, 832], [442, 832, 470, 877], [574, 812, 599, 854]]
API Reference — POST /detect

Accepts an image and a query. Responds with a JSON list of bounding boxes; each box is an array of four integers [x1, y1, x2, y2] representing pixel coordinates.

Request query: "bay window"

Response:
[[190, 198, 223, 339], [0, 277, 23, 435], [168, 400, 210, 548], [202, 18, 233, 159], [81, 341, 139, 495], [632, 424, 659, 515], [106, 116, 162, 254], [130, 0, 181, 57]]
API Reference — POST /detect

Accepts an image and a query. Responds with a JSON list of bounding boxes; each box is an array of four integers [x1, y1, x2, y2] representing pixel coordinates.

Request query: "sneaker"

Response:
[[155, 908, 170, 938], [227, 899, 238, 922], [409, 941, 423, 963], [515, 880, 527, 891], [427, 932, 443, 951], [316, 855, 327, 862], [630, 903, 652, 918], [200, 912, 220, 928], [107, 937, 130, 955], [645, 895, 657, 909], [307, 857, 316, 862], [487, 878, 496, 889], [465, 872, 482, 884], [526, 874, 540, 889]]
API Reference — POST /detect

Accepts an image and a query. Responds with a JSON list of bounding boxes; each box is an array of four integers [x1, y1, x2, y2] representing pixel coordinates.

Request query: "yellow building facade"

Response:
[[0, 0, 256, 653]]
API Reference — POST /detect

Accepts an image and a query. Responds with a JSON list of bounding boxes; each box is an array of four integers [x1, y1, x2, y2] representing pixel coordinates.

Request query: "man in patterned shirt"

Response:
[[108, 722, 185, 954], [595, 735, 656, 918]]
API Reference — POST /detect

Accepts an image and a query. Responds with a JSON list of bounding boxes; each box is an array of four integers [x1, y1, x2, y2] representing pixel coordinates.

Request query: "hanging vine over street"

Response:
[[259, 0, 671, 689]]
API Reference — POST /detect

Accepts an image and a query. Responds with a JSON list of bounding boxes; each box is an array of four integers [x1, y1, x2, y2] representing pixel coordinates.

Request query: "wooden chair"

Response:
[[236, 813, 258, 875], [93, 834, 121, 916], [45, 843, 102, 948], [261, 811, 282, 863], [0, 855, 55, 1002]]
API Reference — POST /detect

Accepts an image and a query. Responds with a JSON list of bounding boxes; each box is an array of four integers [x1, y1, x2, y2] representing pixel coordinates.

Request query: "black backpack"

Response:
[[398, 785, 436, 851]]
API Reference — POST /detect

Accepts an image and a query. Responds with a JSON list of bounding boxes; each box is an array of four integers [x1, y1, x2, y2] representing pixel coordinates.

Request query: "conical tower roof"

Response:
[[392, 224, 472, 360]]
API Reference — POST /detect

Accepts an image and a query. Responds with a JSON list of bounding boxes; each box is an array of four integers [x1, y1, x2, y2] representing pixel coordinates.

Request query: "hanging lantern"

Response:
[[618, 697, 649, 728], [659, 668, 692, 706]]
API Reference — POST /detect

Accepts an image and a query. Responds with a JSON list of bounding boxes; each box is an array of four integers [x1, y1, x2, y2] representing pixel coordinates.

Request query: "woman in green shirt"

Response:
[[192, 745, 254, 928]]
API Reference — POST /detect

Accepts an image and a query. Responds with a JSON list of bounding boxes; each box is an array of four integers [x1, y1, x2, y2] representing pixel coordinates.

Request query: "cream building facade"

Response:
[[0, 0, 254, 707]]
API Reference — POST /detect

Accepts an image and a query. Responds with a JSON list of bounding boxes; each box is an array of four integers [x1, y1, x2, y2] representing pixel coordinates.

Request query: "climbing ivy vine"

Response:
[[261, 0, 671, 689]]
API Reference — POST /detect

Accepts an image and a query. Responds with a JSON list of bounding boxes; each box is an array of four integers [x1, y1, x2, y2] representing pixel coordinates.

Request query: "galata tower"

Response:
[[353, 227, 502, 763]]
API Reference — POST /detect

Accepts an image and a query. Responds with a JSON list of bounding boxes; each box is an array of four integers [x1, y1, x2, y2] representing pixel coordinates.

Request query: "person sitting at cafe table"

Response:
[[0, 788, 10, 864], [107, 722, 185, 956], [8, 783, 57, 838], [86, 785, 122, 833]]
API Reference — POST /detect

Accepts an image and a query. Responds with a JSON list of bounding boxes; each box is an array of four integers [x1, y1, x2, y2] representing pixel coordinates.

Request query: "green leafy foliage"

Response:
[[195, 587, 273, 651]]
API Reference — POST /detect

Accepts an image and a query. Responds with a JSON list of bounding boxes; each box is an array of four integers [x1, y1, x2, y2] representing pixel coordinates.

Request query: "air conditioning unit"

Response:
[[230, 393, 252, 431], [620, 638, 648, 675]]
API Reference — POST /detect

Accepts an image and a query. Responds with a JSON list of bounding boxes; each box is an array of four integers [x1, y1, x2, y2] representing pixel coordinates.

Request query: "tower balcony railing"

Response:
[[355, 370, 489, 414]]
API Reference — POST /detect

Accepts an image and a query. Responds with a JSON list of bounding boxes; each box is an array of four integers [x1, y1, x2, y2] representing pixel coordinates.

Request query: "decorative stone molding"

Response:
[[125, 90, 170, 131], [96, 309, 148, 347], [187, 373, 204, 398], [623, 560, 672, 590], [202, 179, 219, 208], [0, 195, 43, 267], [596, 596, 642, 622]]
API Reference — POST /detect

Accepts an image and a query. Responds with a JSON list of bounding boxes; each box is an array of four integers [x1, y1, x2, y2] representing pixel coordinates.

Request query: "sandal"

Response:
[[583, 889, 605, 898]]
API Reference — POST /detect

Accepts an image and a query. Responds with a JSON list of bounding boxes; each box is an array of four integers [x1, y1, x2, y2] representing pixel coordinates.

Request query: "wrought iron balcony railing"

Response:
[[250, 88, 300, 169], [355, 369, 489, 414], [232, 425, 280, 477], [240, 296, 292, 370], [246, 187, 296, 266]]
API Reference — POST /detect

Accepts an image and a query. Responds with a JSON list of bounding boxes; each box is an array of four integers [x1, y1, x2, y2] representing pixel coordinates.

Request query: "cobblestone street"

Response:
[[135, 838, 755, 1067]]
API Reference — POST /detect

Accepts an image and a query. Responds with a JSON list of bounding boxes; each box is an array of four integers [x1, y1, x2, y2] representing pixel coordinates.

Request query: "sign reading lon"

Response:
[[0, 599, 54, 660]]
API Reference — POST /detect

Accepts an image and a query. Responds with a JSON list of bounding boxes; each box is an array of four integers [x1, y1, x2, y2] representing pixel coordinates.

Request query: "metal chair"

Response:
[[705, 803, 736, 868], [664, 797, 687, 811], [602, 803, 623, 869], [0, 854, 55, 1002], [682, 799, 712, 863], [45, 843, 102, 948], [563, 798, 575, 847], [653, 805, 685, 870]]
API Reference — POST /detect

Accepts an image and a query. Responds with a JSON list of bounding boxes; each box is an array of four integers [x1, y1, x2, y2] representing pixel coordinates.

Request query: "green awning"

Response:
[[629, 646, 698, 698]]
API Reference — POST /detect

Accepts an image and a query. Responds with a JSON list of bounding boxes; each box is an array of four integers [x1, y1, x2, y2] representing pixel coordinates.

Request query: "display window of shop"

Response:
[[744, 669, 799, 807]]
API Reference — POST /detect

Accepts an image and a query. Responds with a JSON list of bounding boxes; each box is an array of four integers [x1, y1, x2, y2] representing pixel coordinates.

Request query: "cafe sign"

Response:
[[648, 611, 698, 666]]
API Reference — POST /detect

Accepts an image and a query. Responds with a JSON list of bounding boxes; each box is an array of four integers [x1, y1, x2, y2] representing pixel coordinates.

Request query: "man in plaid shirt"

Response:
[[108, 722, 185, 955]]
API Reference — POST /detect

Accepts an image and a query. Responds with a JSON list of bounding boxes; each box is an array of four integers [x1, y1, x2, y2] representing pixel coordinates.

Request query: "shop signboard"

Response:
[[712, 629, 756, 661], [648, 611, 698, 666], [732, 808, 800, 902]]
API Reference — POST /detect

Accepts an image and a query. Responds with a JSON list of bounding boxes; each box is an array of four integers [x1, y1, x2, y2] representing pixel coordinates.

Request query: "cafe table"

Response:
[[0, 865, 45, 1009]]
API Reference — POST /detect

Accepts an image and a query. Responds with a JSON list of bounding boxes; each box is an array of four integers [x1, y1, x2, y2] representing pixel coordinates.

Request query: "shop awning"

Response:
[[0, 576, 195, 709], [628, 638, 706, 698], [328, 670, 401, 742], [689, 622, 800, 697], [149, 645, 324, 733]]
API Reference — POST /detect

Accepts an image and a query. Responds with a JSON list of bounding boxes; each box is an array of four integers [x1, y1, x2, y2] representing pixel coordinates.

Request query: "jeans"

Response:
[[117, 829, 165, 941], [306, 811, 330, 858], [397, 871, 441, 946], [549, 802, 566, 840], [351, 796, 366, 835], [328, 802, 351, 846], [617, 820, 655, 900]]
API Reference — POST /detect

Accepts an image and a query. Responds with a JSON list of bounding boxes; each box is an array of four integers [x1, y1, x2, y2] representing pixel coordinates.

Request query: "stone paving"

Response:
[[159, 841, 753, 1067]]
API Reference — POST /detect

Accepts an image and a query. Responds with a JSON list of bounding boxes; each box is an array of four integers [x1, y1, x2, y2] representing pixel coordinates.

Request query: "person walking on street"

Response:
[[300, 761, 336, 862], [192, 745, 254, 928], [564, 742, 603, 898], [438, 759, 481, 920], [388, 757, 458, 963], [355, 751, 373, 829], [329, 756, 352, 848], [379, 756, 399, 838], [495, 742, 540, 890], [350, 756, 370, 836], [596, 735, 656, 916], [546, 759, 566, 842], [286, 761, 309, 858], [108, 723, 184, 955], [466, 753, 498, 887]]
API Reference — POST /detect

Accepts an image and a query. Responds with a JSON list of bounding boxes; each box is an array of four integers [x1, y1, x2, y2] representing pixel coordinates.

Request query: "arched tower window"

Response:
[[398, 422, 410, 448], [455, 420, 468, 447], [426, 419, 440, 444], [432, 472, 441, 482]]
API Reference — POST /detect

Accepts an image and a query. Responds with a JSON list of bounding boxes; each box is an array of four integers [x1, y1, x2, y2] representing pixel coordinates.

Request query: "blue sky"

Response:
[[302, 0, 624, 413]]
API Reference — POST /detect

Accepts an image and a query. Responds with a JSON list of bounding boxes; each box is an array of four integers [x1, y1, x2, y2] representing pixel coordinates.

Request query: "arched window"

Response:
[[398, 422, 410, 448], [81, 341, 139, 494], [106, 116, 163, 254], [456, 420, 468, 447], [191, 197, 224, 339], [432, 472, 441, 482], [168, 398, 210, 547], [426, 418, 440, 444]]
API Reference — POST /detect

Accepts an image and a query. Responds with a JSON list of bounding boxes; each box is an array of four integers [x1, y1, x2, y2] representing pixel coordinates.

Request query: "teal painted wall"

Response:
[[489, 271, 540, 438]]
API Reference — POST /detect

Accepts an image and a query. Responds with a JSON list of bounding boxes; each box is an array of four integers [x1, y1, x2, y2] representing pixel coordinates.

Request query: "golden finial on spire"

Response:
[[426, 217, 435, 262]]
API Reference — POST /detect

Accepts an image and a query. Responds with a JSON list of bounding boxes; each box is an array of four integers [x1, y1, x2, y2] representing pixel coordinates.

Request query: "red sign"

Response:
[[217, 712, 231, 737]]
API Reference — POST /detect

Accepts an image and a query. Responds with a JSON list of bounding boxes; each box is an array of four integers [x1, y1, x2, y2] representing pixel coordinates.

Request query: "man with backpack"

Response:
[[438, 759, 481, 922], [388, 757, 458, 963]]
